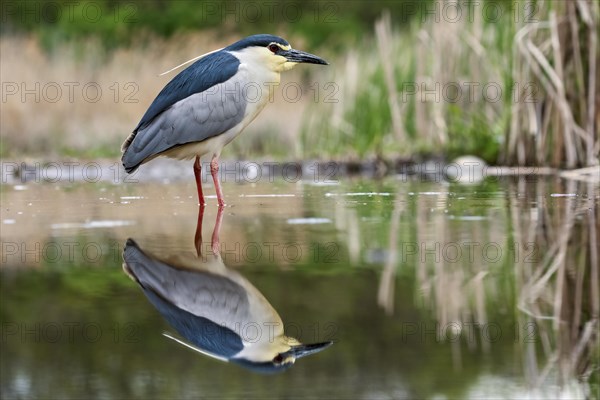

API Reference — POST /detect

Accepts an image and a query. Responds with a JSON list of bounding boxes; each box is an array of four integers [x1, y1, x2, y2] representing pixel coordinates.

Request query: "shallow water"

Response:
[[1, 174, 598, 399]]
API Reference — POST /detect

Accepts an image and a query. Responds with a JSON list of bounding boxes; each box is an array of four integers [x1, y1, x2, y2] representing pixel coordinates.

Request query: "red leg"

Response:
[[210, 155, 225, 207], [194, 203, 206, 257], [194, 156, 205, 206], [211, 205, 224, 255]]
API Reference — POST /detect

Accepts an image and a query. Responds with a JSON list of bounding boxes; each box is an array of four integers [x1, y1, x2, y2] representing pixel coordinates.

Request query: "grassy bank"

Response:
[[303, 1, 599, 168], [1, 1, 598, 168]]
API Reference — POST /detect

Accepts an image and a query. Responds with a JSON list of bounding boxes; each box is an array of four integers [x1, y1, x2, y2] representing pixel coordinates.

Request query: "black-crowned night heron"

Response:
[[121, 34, 328, 206], [122, 207, 332, 373]]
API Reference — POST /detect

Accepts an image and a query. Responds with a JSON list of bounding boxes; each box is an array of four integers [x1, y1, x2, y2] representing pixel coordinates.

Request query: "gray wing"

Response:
[[121, 74, 247, 173], [123, 240, 251, 325]]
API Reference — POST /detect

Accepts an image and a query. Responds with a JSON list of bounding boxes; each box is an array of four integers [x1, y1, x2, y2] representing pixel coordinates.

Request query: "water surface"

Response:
[[1, 175, 598, 399]]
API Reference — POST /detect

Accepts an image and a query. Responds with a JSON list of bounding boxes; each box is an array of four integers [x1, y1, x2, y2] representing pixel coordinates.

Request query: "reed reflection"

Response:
[[376, 178, 598, 395]]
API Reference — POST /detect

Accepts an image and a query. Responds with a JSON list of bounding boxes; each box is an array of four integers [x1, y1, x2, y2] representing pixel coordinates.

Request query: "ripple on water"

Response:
[[50, 220, 134, 230], [286, 218, 331, 225]]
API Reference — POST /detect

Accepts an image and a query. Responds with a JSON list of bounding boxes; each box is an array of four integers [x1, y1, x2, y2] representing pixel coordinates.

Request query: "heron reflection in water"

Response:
[[122, 207, 332, 373]]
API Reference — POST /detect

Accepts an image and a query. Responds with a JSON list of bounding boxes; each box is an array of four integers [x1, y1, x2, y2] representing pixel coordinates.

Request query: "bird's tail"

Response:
[[121, 132, 140, 173]]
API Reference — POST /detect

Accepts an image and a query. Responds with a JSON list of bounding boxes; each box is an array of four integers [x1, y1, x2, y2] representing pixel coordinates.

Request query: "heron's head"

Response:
[[231, 336, 333, 373], [226, 34, 328, 73]]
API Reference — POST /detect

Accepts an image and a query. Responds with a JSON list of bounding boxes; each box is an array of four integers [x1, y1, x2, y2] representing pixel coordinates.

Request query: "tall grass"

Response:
[[507, 0, 599, 168], [302, 0, 599, 168]]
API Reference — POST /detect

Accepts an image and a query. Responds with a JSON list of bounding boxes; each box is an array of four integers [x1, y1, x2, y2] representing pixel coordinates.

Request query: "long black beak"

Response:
[[282, 49, 328, 65], [289, 341, 333, 359]]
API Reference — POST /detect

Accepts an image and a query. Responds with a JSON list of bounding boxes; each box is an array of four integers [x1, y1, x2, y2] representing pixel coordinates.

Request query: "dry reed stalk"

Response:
[[509, 29, 534, 163], [415, 30, 430, 143], [375, 12, 406, 144], [550, 11, 577, 168], [582, 1, 598, 166], [568, 1, 587, 127], [571, 320, 597, 373], [429, 0, 450, 146], [508, 1, 599, 168]]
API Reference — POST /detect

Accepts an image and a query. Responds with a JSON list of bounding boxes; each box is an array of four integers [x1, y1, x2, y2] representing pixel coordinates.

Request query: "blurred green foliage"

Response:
[[2, 0, 432, 52]]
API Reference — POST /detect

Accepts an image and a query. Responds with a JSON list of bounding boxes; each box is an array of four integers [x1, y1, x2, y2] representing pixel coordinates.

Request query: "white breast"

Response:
[[233, 53, 281, 128]]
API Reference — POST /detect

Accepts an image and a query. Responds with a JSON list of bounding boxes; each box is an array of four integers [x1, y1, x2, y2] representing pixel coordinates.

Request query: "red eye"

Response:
[[268, 44, 279, 53]]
